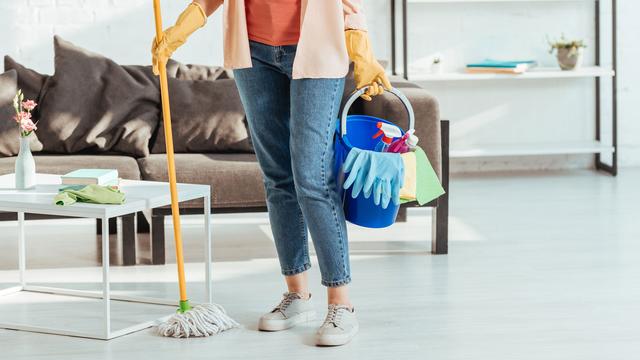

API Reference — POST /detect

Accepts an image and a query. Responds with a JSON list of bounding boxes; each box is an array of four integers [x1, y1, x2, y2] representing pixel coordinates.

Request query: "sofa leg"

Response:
[[96, 218, 117, 235], [122, 213, 136, 266], [151, 211, 166, 265], [432, 120, 450, 255], [0, 212, 17, 221], [136, 211, 150, 233], [432, 202, 448, 254], [396, 207, 408, 222]]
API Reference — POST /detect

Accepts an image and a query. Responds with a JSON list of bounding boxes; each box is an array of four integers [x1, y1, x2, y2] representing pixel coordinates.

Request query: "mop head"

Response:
[[158, 303, 239, 338]]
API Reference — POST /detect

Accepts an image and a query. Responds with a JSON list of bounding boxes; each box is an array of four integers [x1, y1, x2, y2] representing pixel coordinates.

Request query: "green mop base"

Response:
[[178, 300, 192, 314]]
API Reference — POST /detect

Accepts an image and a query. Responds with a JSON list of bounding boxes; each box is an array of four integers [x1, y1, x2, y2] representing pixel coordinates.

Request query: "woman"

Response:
[[152, 0, 390, 346]]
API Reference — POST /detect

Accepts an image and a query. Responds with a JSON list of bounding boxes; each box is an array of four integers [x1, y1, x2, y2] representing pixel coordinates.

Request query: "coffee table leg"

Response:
[[101, 216, 111, 339], [204, 196, 212, 303], [122, 214, 136, 266], [18, 212, 26, 287]]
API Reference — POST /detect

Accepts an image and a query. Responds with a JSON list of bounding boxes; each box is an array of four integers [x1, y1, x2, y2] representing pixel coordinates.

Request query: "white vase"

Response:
[[15, 135, 36, 190]]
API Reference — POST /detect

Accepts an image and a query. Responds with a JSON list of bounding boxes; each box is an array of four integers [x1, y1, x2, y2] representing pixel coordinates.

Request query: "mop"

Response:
[[152, 0, 238, 338]]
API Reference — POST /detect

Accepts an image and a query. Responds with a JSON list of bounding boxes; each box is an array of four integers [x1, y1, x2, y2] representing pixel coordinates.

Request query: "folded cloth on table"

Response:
[[54, 184, 125, 206], [400, 146, 445, 205]]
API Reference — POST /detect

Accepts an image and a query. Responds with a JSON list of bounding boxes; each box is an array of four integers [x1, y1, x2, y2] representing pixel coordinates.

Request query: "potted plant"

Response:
[[548, 35, 586, 71], [12, 89, 38, 189]]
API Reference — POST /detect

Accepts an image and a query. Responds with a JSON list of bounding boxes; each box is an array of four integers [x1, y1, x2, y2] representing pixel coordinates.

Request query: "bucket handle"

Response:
[[340, 86, 415, 137]]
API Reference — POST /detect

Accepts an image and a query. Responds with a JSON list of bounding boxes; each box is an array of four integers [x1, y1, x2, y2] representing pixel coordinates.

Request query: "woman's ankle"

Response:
[[289, 290, 310, 300], [327, 285, 351, 308], [284, 272, 309, 299], [328, 300, 353, 309]]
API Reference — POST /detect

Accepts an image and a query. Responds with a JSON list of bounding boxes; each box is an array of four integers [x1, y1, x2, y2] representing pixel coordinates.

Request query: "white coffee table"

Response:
[[0, 173, 213, 340]]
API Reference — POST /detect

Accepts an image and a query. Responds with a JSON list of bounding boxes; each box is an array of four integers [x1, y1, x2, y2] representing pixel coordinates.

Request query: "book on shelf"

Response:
[[466, 59, 537, 74], [61, 169, 119, 186]]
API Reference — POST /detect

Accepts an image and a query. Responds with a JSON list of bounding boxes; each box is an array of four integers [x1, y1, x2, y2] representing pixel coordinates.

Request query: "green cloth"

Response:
[[54, 184, 125, 206], [400, 146, 445, 205]]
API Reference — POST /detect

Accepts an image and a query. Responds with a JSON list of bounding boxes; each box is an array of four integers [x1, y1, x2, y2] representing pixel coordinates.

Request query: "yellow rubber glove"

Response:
[[345, 29, 392, 101], [151, 2, 207, 76]]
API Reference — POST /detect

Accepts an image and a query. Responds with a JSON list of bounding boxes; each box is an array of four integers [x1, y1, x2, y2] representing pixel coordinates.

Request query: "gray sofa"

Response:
[[0, 37, 449, 265]]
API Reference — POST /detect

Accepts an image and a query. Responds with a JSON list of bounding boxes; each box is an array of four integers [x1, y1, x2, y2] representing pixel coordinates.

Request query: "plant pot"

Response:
[[556, 47, 583, 71], [15, 135, 36, 189]]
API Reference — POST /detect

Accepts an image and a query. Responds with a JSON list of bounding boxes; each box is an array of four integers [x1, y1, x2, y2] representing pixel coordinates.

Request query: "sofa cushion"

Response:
[[36, 36, 159, 157], [0, 70, 44, 157], [389, 76, 422, 89], [0, 155, 141, 180], [151, 78, 252, 154], [138, 153, 265, 208], [166, 59, 233, 81], [4, 56, 50, 107], [1, 70, 41, 157], [0, 70, 19, 157]]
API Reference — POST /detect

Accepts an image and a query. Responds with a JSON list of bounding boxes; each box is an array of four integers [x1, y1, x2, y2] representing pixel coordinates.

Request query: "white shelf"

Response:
[[396, 0, 617, 164], [450, 141, 615, 158], [408, 67, 614, 82]]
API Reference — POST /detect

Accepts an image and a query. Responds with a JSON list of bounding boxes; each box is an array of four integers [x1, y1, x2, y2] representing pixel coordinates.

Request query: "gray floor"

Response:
[[0, 169, 639, 360]]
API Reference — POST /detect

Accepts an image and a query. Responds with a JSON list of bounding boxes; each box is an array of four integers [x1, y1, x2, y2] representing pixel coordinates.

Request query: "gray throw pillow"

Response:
[[0, 70, 43, 157], [151, 78, 252, 154], [37, 36, 159, 157], [4, 55, 51, 135], [4, 56, 49, 105]]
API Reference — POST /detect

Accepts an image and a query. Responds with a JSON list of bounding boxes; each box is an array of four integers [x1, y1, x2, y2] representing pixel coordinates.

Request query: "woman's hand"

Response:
[[151, 2, 208, 75], [345, 29, 392, 101]]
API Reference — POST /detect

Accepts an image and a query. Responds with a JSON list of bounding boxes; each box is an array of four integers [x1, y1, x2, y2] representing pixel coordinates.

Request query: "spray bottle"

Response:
[[388, 129, 419, 154], [372, 122, 403, 152]]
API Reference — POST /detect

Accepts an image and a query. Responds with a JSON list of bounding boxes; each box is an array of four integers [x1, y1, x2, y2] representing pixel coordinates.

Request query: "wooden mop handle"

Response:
[[153, 0, 188, 303]]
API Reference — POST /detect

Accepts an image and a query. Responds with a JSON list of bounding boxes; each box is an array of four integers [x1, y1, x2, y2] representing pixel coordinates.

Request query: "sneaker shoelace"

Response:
[[322, 304, 350, 328], [272, 292, 302, 315]]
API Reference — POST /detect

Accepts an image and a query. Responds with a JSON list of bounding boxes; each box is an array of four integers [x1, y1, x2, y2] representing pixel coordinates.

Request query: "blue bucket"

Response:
[[334, 87, 416, 228]]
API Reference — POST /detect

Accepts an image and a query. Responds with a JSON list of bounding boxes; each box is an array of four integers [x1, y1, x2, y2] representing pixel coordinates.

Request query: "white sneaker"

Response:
[[258, 292, 315, 331], [315, 304, 359, 346]]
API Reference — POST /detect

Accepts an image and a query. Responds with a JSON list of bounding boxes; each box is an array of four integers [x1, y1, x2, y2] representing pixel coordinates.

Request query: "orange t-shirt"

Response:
[[245, 0, 301, 46]]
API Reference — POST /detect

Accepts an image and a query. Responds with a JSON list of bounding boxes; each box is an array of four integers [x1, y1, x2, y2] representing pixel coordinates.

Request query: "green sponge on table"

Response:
[[54, 184, 125, 206], [415, 146, 445, 205], [400, 146, 445, 205]]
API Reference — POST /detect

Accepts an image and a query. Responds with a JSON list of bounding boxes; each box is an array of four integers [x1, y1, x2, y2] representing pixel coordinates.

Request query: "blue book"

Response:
[[61, 169, 119, 186], [466, 59, 537, 69]]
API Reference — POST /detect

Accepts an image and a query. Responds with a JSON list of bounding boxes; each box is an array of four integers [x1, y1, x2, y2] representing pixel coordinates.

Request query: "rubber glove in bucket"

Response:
[[342, 148, 405, 209]]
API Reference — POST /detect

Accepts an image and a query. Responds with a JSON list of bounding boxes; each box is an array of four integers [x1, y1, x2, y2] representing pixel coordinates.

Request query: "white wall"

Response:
[[0, 0, 224, 72], [1, 0, 637, 170]]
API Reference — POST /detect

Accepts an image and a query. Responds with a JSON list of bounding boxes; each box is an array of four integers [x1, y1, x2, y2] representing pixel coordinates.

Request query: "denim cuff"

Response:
[[322, 276, 352, 288], [281, 263, 311, 276]]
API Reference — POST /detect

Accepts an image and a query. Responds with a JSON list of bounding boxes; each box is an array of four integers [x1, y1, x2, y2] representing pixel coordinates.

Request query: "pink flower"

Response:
[[13, 111, 31, 124], [13, 111, 37, 134], [22, 100, 37, 111], [20, 118, 37, 133]]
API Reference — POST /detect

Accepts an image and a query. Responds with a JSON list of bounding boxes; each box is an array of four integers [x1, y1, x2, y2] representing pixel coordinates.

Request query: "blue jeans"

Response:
[[234, 41, 350, 287]]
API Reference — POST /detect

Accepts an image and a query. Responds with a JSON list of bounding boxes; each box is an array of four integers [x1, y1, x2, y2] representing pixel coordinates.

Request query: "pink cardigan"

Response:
[[209, 0, 367, 79]]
